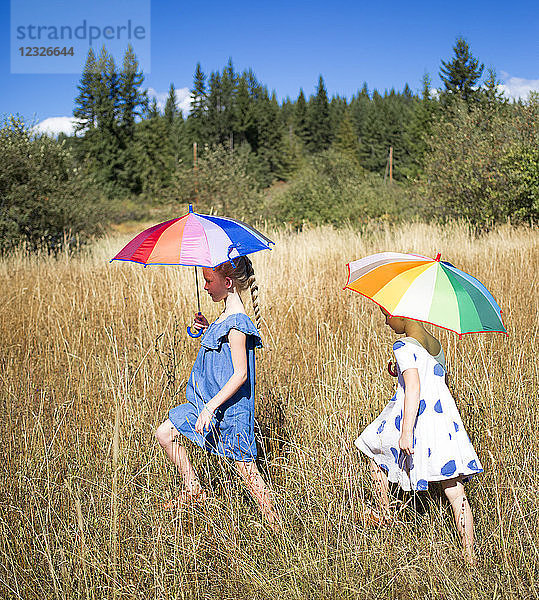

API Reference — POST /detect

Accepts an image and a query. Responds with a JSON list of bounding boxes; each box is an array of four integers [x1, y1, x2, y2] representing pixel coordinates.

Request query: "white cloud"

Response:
[[499, 72, 539, 100], [147, 86, 192, 116], [33, 116, 77, 137]]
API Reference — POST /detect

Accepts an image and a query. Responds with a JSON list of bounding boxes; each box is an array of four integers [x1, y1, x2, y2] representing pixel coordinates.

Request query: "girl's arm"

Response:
[[399, 368, 420, 455], [195, 329, 248, 434]]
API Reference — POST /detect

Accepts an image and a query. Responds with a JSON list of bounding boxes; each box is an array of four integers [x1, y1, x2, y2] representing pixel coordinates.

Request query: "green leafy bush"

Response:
[[420, 94, 539, 225], [0, 116, 107, 252], [268, 150, 416, 227], [171, 143, 264, 220]]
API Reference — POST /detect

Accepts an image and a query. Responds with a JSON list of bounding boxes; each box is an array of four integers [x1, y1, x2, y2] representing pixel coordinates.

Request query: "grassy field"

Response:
[[0, 221, 537, 599]]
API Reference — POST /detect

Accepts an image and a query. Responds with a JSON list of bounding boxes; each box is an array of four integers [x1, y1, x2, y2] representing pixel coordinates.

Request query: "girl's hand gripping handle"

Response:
[[187, 312, 209, 338]]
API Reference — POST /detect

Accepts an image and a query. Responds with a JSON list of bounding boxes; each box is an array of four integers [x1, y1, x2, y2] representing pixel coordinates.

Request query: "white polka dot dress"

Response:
[[355, 337, 483, 491]]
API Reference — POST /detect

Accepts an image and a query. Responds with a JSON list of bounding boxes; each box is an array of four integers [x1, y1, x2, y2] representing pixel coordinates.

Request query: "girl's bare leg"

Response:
[[235, 460, 280, 531], [369, 459, 391, 521], [441, 477, 475, 564], [155, 419, 203, 495]]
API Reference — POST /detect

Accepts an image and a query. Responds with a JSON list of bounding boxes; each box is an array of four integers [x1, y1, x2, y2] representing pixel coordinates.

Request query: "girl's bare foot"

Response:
[[362, 504, 393, 527], [163, 488, 209, 510]]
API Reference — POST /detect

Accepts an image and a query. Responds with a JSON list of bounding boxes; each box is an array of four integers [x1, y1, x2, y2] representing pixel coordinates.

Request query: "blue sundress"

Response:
[[168, 312, 262, 462], [355, 337, 483, 491]]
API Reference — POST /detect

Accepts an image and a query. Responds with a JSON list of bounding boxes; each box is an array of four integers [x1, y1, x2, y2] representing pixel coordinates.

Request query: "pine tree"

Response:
[[73, 48, 98, 132], [234, 72, 256, 148], [189, 62, 207, 144], [403, 73, 440, 178], [147, 97, 160, 119], [439, 37, 484, 104], [481, 68, 506, 107], [253, 88, 286, 184], [164, 83, 179, 124], [118, 44, 147, 138], [306, 76, 332, 153], [333, 109, 360, 163], [205, 71, 224, 146], [349, 82, 370, 151], [294, 89, 309, 149], [135, 100, 174, 197], [220, 58, 237, 148], [329, 95, 348, 137]]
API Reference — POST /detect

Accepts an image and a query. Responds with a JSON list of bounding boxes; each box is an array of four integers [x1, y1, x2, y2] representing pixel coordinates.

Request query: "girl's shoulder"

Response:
[[201, 313, 262, 350], [394, 337, 446, 370]]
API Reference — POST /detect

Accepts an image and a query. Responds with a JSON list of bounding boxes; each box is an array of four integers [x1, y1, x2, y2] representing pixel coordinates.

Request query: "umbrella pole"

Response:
[[194, 266, 201, 314], [187, 266, 203, 338]]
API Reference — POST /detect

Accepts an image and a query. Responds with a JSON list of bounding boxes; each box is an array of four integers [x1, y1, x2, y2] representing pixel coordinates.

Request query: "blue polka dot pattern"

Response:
[[417, 399, 426, 416], [393, 340, 405, 350], [467, 459, 479, 471], [454, 422, 459, 432], [416, 479, 428, 491], [390, 447, 399, 463], [377, 420, 386, 434], [380, 464, 389, 472], [449, 433, 452, 440], [395, 414, 402, 431], [390, 394, 397, 402], [434, 399, 443, 413], [428, 448, 431, 457], [441, 460, 457, 476], [434, 363, 445, 377], [413, 353, 417, 360]]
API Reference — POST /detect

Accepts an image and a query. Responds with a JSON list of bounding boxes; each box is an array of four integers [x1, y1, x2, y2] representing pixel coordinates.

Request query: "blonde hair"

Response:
[[215, 256, 261, 330]]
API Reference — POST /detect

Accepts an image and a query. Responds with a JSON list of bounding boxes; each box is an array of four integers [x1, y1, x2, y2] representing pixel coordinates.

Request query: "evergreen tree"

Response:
[[439, 37, 484, 104], [403, 73, 440, 178], [349, 82, 370, 150], [220, 58, 237, 148], [333, 109, 360, 163], [306, 76, 332, 153], [135, 100, 173, 197], [234, 72, 257, 148], [205, 70, 224, 146], [164, 83, 179, 124], [147, 96, 160, 119], [117, 44, 147, 193], [73, 48, 98, 132], [118, 44, 147, 138], [481, 68, 506, 106], [294, 89, 309, 149], [329, 95, 348, 137], [252, 88, 286, 185], [189, 62, 207, 145]]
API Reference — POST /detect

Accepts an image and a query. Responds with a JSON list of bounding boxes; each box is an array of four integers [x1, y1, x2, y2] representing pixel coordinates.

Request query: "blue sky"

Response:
[[2, 0, 538, 135]]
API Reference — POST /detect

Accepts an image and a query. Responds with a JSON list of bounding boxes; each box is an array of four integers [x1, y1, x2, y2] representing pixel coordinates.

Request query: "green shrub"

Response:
[[268, 150, 416, 227], [170, 143, 264, 220], [420, 94, 539, 225], [0, 116, 108, 252]]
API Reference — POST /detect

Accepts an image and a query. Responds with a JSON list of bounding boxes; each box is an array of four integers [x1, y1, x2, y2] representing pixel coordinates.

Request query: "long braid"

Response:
[[247, 271, 261, 331], [215, 255, 262, 331]]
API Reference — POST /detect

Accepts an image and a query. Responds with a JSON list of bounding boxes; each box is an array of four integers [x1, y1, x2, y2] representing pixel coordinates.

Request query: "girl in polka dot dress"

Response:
[[355, 307, 483, 563]]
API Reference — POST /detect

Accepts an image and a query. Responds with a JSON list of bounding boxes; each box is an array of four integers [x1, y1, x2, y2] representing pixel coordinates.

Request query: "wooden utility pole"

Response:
[[389, 146, 393, 183], [193, 142, 198, 202]]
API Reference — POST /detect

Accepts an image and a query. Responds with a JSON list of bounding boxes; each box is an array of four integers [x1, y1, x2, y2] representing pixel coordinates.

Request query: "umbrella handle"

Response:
[[187, 325, 203, 338]]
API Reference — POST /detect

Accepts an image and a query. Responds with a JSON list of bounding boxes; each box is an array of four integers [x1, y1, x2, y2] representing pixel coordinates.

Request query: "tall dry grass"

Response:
[[0, 221, 537, 599]]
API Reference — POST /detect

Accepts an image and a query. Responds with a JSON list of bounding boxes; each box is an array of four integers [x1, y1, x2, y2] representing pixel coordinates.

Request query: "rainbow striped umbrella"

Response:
[[111, 205, 274, 267], [344, 252, 507, 336], [111, 205, 274, 336]]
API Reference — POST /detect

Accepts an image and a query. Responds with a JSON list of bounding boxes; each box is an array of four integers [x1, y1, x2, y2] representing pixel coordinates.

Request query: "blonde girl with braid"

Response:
[[156, 256, 280, 529]]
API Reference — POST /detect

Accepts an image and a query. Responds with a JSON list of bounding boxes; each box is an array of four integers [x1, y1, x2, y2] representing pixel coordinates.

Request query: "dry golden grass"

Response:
[[0, 221, 538, 599]]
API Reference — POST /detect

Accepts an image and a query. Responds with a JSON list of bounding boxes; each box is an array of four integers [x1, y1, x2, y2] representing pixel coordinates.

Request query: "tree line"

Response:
[[1, 38, 537, 251], [67, 37, 510, 195]]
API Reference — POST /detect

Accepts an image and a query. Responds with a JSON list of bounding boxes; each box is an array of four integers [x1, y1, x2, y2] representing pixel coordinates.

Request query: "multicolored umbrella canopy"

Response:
[[344, 252, 507, 336], [111, 205, 274, 268], [111, 205, 274, 337]]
